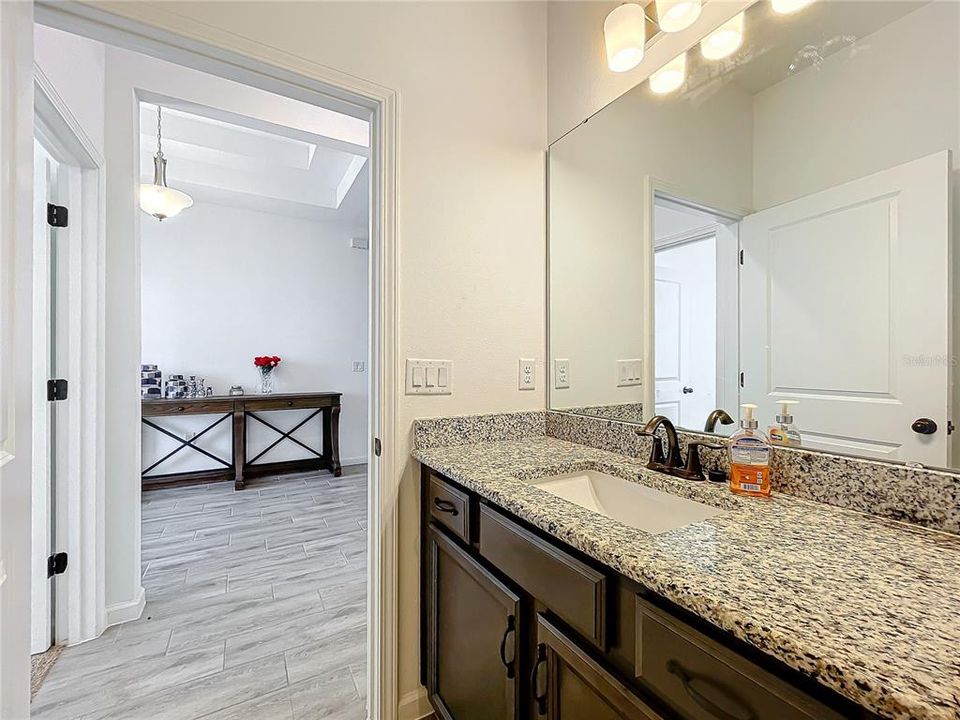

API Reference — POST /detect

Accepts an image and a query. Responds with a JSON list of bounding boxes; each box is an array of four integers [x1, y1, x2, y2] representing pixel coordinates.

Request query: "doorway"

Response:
[[651, 194, 740, 434], [27, 26, 377, 720]]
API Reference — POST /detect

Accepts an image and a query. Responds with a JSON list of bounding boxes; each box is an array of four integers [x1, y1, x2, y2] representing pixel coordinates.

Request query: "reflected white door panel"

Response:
[[740, 151, 951, 465]]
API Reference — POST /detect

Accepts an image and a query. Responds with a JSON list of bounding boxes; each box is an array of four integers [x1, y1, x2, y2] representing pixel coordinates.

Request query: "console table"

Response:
[[141, 392, 342, 490]]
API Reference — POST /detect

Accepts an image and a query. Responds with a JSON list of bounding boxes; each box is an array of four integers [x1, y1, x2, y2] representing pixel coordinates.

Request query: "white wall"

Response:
[[140, 197, 369, 471], [34, 25, 106, 157], [88, 1, 547, 711], [752, 2, 960, 209]]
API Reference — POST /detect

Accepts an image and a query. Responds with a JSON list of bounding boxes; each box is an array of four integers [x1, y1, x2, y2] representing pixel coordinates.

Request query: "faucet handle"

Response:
[[682, 440, 727, 480], [636, 430, 665, 466]]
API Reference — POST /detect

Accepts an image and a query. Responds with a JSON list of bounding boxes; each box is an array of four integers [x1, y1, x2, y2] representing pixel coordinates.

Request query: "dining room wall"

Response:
[[140, 193, 369, 473]]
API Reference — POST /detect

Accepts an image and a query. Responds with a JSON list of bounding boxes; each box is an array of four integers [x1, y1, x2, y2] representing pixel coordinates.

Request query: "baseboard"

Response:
[[105, 585, 145, 627], [398, 687, 433, 720], [341, 456, 367, 469]]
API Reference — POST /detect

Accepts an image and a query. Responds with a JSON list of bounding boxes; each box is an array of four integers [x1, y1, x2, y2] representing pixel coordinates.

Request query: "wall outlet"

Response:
[[617, 358, 643, 387], [406, 359, 453, 395], [554, 359, 570, 389], [352, 361, 365, 372], [518, 358, 536, 391], [350, 237, 369, 250]]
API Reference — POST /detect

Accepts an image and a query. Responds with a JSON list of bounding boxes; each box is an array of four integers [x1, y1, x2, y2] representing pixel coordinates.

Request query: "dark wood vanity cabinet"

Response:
[[426, 526, 522, 720], [420, 468, 872, 720], [533, 614, 662, 720]]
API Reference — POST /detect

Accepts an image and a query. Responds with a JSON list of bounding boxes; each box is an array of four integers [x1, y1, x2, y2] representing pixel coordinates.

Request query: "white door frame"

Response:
[[0, 1, 37, 716], [642, 176, 749, 424], [32, 64, 107, 650], [33, 3, 400, 720]]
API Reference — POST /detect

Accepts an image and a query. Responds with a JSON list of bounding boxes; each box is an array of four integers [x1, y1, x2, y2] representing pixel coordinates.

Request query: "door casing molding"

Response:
[[34, 3, 400, 717], [33, 62, 108, 650]]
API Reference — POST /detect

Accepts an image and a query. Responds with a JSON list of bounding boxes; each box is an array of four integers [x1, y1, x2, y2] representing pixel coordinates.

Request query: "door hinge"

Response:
[[739, 249, 744, 265], [47, 378, 68, 402], [374, 437, 382, 457], [47, 552, 68, 578], [948, 420, 955, 436], [739, 371, 744, 388], [47, 203, 68, 228]]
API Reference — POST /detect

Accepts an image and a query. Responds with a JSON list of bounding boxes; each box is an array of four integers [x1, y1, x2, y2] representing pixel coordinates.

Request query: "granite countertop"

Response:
[[413, 436, 960, 720]]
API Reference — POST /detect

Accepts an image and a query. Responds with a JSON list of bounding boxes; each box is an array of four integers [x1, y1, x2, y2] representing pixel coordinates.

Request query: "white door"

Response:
[[655, 239, 718, 429], [0, 1, 37, 717], [740, 151, 952, 465]]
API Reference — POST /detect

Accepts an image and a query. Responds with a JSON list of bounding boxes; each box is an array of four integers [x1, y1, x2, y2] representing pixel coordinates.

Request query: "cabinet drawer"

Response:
[[635, 597, 844, 720], [479, 504, 606, 648], [428, 474, 472, 543], [245, 396, 331, 411], [143, 400, 235, 416]]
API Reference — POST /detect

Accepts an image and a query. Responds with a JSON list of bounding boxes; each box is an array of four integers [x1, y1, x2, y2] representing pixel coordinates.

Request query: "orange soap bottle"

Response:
[[728, 403, 771, 497]]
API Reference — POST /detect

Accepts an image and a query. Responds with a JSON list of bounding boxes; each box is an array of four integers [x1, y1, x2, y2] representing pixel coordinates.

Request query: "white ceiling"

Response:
[[140, 100, 368, 221]]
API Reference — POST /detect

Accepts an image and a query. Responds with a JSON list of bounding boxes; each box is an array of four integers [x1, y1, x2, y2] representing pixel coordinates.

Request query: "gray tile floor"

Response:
[[32, 467, 368, 720]]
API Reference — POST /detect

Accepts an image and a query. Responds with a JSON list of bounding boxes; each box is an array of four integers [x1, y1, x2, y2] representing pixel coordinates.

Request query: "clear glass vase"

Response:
[[258, 367, 275, 394]]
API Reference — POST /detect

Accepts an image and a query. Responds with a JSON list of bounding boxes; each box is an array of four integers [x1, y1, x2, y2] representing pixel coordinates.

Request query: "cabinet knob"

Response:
[[682, 386, 694, 394], [177, 406, 185, 412]]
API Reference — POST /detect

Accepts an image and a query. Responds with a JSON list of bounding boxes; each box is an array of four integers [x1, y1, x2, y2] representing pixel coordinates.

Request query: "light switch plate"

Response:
[[617, 359, 643, 387], [352, 361, 365, 372], [518, 358, 536, 391], [406, 359, 453, 395], [554, 359, 570, 389]]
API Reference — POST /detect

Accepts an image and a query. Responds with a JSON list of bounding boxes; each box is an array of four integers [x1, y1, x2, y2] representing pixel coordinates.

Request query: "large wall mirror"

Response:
[[548, 0, 960, 468]]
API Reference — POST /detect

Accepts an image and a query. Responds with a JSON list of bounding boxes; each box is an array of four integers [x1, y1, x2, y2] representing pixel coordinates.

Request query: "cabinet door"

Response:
[[427, 526, 522, 720], [531, 614, 663, 720]]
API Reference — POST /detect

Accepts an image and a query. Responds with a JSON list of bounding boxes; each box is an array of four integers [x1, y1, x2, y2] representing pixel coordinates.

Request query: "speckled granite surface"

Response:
[[558, 402, 645, 424], [414, 422, 960, 720], [547, 410, 960, 535]]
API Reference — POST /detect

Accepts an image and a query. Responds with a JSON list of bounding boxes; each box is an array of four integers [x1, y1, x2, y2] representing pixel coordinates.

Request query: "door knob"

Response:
[[911, 418, 937, 435], [682, 386, 694, 394]]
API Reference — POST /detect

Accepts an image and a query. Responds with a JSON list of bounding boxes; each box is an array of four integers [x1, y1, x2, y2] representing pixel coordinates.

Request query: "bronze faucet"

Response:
[[704, 408, 734, 433], [637, 415, 726, 481]]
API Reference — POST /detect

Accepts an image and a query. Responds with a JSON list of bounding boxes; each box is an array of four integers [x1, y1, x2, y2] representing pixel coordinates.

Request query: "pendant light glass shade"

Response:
[[139, 106, 193, 221], [604, 4, 647, 73], [655, 0, 701, 32], [700, 12, 745, 60], [771, 0, 815, 14], [650, 53, 686, 94]]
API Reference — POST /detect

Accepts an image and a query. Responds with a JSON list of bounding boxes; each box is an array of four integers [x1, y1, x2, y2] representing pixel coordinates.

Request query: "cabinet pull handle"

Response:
[[530, 643, 547, 716], [432, 498, 459, 516], [498, 615, 516, 678], [667, 660, 755, 720]]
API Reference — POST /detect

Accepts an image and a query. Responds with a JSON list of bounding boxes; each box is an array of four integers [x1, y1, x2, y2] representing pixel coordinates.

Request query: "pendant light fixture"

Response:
[[139, 106, 193, 221], [655, 0, 702, 33], [604, 3, 647, 73], [700, 12, 745, 60]]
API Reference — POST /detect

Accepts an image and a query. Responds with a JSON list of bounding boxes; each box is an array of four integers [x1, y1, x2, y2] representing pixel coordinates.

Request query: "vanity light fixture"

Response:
[[771, 0, 815, 15], [649, 53, 686, 94], [604, 3, 647, 73], [700, 12, 744, 60], [139, 106, 193, 221], [655, 0, 702, 33]]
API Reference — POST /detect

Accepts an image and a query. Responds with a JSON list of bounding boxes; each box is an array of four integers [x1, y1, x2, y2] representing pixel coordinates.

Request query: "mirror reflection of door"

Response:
[[740, 151, 951, 466], [654, 226, 717, 429]]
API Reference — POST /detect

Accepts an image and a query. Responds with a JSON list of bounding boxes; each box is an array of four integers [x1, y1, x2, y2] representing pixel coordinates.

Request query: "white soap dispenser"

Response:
[[769, 400, 802, 447]]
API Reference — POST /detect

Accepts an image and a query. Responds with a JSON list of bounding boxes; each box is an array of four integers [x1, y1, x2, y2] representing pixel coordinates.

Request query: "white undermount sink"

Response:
[[526, 470, 721, 535]]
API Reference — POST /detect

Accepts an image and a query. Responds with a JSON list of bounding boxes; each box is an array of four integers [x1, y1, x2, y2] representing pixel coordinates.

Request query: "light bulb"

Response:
[[139, 183, 193, 221], [650, 53, 686, 94], [604, 4, 647, 73], [656, 0, 701, 33], [700, 12, 744, 60], [772, 0, 815, 14]]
